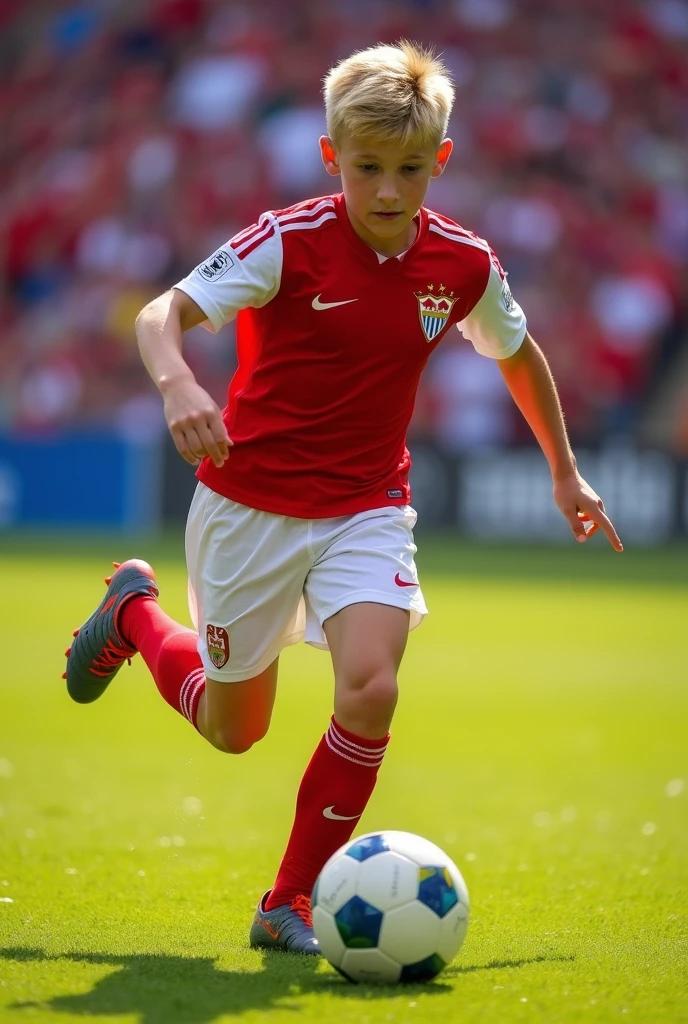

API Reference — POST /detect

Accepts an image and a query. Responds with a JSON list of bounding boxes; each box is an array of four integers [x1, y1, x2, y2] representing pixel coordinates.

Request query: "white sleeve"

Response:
[[457, 259, 527, 359], [173, 212, 282, 333]]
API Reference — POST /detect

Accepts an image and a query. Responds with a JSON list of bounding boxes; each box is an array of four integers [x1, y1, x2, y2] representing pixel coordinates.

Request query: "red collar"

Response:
[[333, 192, 428, 265]]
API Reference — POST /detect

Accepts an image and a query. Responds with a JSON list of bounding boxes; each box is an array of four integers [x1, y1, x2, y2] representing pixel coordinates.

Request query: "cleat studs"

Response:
[[61, 672, 66, 679], [64, 648, 71, 657], [104, 576, 112, 585], [113, 562, 121, 569], [72, 629, 80, 637]]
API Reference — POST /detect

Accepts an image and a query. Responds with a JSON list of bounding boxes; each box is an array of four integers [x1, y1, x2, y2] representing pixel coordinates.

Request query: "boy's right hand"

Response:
[[161, 378, 232, 468]]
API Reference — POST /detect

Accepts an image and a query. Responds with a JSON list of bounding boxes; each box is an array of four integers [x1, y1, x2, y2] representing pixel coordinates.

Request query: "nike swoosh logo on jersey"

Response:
[[312, 294, 359, 310], [394, 573, 417, 588], [323, 806, 361, 821]]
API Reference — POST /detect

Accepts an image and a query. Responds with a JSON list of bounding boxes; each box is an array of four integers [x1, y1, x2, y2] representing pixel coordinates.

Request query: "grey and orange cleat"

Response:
[[63, 559, 158, 705], [249, 892, 321, 955]]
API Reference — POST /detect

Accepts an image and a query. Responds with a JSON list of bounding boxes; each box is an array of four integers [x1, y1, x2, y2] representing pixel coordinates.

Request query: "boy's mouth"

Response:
[[373, 211, 403, 221]]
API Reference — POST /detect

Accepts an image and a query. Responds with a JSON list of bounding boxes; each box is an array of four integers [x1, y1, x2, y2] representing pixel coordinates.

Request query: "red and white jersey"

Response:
[[174, 193, 526, 518]]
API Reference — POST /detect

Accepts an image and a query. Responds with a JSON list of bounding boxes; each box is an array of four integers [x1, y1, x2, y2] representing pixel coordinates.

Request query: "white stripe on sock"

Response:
[[325, 730, 386, 768], [180, 668, 205, 721], [183, 677, 205, 724], [179, 672, 202, 720], [329, 721, 388, 759]]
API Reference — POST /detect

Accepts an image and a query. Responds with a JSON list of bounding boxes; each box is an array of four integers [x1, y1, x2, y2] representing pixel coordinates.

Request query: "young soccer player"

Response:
[[63, 41, 623, 955]]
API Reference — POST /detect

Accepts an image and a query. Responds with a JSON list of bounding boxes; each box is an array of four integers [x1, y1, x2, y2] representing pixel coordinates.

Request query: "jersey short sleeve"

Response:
[[173, 212, 283, 333], [457, 256, 527, 359]]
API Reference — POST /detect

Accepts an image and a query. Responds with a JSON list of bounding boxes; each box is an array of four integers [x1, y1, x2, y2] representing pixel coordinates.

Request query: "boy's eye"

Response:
[[403, 165, 421, 173], [359, 164, 377, 172]]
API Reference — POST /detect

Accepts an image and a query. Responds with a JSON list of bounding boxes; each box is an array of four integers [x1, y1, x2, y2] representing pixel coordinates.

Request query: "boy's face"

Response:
[[320, 134, 452, 256]]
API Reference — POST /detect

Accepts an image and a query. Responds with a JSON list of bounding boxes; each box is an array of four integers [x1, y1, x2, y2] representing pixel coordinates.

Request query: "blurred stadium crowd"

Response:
[[1, 0, 688, 452]]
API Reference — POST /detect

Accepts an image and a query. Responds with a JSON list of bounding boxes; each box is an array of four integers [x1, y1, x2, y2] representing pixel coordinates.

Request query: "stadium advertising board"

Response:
[[408, 445, 687, 544], [1, 435, 685, 541], [0, 435, 161, 531]]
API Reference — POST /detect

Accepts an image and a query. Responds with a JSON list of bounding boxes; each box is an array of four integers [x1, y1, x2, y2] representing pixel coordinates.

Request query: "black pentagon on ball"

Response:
[[345, 833, 389, 862], [334, 895, 384, 948], [417, 866, 459, 917], [400, 953, 446, 983]]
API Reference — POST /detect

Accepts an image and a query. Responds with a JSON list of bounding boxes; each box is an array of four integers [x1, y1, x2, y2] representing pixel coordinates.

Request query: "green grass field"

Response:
[[1, 535, 687, 1024]]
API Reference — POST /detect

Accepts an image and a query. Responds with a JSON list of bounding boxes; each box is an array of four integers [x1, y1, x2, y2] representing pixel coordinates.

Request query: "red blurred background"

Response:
[[1, 0, 687, 454]]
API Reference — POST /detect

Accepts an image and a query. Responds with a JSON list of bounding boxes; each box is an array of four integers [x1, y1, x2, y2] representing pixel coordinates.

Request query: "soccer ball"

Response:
[[311, 830, 469, 984]]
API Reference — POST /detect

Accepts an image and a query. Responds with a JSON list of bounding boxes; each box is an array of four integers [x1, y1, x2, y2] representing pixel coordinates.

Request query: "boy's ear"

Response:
[[320, 136, 340, 176], [431, 139, 453, 178]]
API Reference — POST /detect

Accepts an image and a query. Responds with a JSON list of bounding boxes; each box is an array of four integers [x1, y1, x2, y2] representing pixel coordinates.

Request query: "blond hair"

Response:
[[323, 41, 454, 149]]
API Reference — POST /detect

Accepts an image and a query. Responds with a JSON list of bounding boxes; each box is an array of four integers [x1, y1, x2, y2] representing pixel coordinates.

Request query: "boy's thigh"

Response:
[[304, 505, 428, 649], [324, 603, 410, 673], [185, 484, 311, 682]]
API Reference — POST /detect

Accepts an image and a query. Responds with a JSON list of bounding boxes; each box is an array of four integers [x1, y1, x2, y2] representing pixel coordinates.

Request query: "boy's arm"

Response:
[[134, 288, 231, 469], [497, 332, 623, 551]]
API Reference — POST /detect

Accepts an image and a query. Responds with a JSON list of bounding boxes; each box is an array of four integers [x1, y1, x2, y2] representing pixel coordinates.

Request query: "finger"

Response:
[[174, 425, 204, 464], [596, 510, 623, 551], [580, 506, 623, 552], [183, 427, 209, 462], [211, 410, 233, 446], [209, 416, 232, 460], [567, 509, 588, 543], [576, 510, 599, 538], [170, 426, 200, 466], [196, 421, 227, 468]]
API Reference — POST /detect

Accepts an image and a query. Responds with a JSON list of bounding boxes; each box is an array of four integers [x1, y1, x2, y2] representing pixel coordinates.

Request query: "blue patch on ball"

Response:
[[400, 953, 446, 983], [417, 867, 459, 917], [334, 895, 384, 948], [345, 833, 389, 862]]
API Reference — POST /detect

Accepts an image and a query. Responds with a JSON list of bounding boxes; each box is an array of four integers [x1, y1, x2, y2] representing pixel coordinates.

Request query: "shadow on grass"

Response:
[[1, 946, 444, 1022], [446, 953, 576, 975], [1, 946, 573, 1022]]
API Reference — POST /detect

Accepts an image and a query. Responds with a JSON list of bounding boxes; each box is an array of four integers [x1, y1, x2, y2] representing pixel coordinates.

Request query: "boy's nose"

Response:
[[377, 179, 399, 203]]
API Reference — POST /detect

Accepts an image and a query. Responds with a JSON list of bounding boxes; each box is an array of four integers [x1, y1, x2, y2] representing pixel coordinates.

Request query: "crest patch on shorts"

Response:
[[206, 625, 230, 668]]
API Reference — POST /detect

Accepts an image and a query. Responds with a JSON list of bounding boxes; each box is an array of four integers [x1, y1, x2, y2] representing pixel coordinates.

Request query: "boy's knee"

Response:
[[361, 675, 398, 716], [205, 722, 268, 755], [341, 669, 398, 722]]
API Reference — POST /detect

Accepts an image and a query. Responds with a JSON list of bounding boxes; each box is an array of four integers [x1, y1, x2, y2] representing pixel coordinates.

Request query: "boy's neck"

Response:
[[345, 202, 419, 258]]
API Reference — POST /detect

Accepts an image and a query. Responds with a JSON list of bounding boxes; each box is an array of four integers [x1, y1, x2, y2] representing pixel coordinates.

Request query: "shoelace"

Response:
[[90, 637, 135, 678], [291, 894, 313, 928]]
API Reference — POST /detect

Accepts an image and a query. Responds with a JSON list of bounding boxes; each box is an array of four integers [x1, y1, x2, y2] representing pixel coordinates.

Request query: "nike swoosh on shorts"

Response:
[[312, 294, 359, 310], [323, 806, 361, 821], [394, 573, 417, 588]]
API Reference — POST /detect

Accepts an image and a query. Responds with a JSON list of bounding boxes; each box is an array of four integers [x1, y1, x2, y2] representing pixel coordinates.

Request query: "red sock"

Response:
[[265, 717, 389, 910], [119, 597, 205, 731]]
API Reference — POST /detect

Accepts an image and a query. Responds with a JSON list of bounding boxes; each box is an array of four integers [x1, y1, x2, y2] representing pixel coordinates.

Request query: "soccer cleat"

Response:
[[249, 891, 321, 955], [64, 559, 158, 705]]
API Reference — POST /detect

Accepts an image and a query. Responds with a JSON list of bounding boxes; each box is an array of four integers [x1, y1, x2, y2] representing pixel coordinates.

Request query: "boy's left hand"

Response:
[[553, 472, 623, 551]]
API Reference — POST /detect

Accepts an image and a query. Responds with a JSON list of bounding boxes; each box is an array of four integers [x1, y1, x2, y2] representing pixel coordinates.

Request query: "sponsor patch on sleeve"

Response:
[[501, 277, 515, 313], [196, 248, 235, 282]]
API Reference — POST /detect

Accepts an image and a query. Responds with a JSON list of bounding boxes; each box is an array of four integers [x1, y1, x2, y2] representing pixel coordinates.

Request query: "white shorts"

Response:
[[185, 483, 428, 682]]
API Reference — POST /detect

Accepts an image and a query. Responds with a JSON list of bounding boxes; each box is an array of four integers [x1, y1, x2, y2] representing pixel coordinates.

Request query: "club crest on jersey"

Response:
[[206, 625, 230, 668], [415, 284, 458, 342]]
